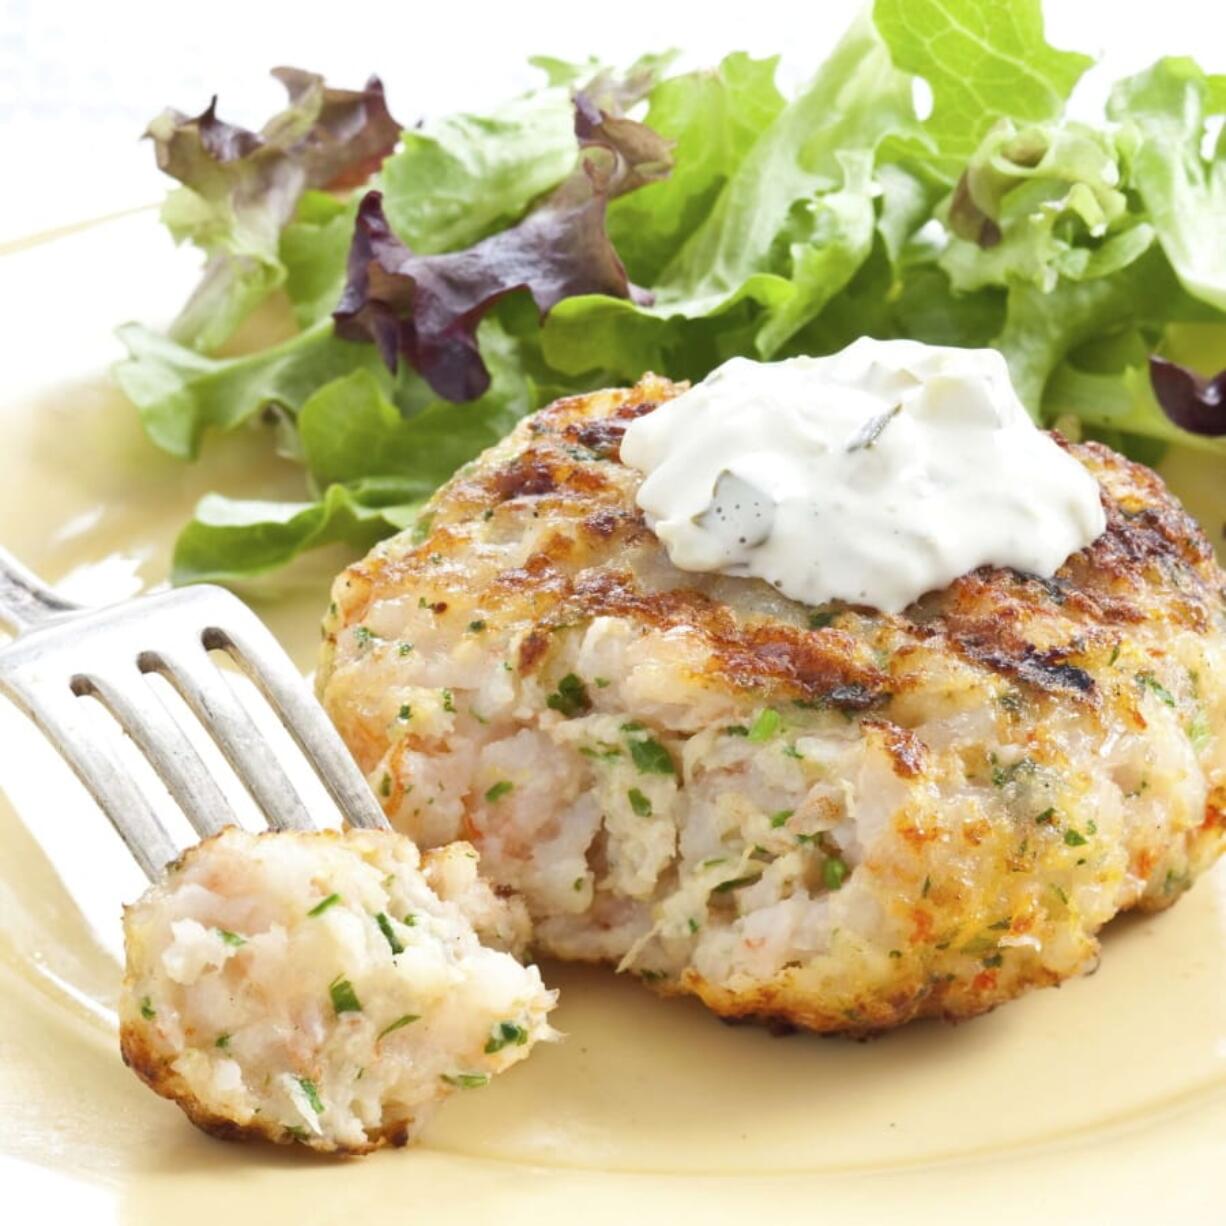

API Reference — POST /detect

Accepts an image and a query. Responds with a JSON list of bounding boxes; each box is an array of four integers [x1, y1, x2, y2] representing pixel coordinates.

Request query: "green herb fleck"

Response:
[[296, 1076, 324, 1114], [808, 611, 835, 629], [747, 708, 781, 743], [639, 970, 666, 982], [688, 918, 700, 934], [822, 856, 849, 891], [628, 788, 653, 817], [468, 619, 487, 632], [629, 736, 675, 775], [485, 1021, 529, 1054], [217, 928, 246, 947], [594, 677, 611, 688], [485, 780, 514, 803], [722, 725, 750, 737], [308, 893, 341, 917], [1188, 714, 1212, 752], [1063, 828, 1088, 847], [398, 703, 412, 721], [769, 810, 793, 828], [215, 1033, 231, 1050], [139, 996, 155, 1020], [378, 1014, 421, 1040], [380, 773, 392, 797], [546, 673, 591, 717], [411, 513, 435, 544], [573, 877, 585, 892], [1137, 672, 1176, 707], [620, 720, 646, 732], [713, 873, 762, 894], [329, 975, 362, 1015], [285, 1125, 309, 1141], [402, 913, 417, 926], [1035, 807, 1057, 825], [353, 626, 375, 647], [442, 1073, 489, 1089], [398, 642, 413, 657], [441, 688, 455, 713], [1108, 643, 1121, 666], [376, 912, 404, 955]]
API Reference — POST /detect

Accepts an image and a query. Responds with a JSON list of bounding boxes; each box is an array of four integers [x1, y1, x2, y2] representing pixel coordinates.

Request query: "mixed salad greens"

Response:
[[113, 0, 1226, 585]]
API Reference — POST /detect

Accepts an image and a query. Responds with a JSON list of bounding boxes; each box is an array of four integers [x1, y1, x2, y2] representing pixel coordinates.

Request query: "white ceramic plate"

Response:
[[3, 215, 1226, 1225]]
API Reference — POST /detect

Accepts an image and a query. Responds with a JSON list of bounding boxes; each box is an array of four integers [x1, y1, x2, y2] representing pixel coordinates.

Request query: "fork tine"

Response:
[[148, 644, 315, 832], [0, 678, 177, 879], [206, 619, 388, 831], [76, 670, 235, 841]]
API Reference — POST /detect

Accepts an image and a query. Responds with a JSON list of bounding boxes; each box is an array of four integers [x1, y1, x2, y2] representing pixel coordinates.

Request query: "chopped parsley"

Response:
[[442, 1073, 490, 1089], [1137, 672, 1176, 707], [328, 975, 362, 1015], [296, 1076, 324, 1114], [441, 688, 455, 713], [629, 736, 675, 775], [1063, 828, 1088, 847], [285, 1125, 309, 1141], [398, 703, 412, 721], [573, 877, 585, 892], [688, 918, 700, 934], [403, 913, 417, 926], [808, 610, 836, 629], [468, 619, 487, 632], [546, 673, 591, 717], [353, 626, 375, 647], [769, 809, 793, 828], [485, 1021, 529, 1053], [485, 780, 514, 802], [747, 708, 781, 742], [378, 1014, 421, 1040], [215, 1033, 231, 1050], [991, 757, 1036, 788], [398, 642, 414, 657], [376, 912, 404, 955], [1035, 807, 1057, 825], [139, 996, 156, 1020], [217, 928, 246, 947], [822, 855, 849, 891], [628, 788, 653, 817], [307, 892, 341, 917]]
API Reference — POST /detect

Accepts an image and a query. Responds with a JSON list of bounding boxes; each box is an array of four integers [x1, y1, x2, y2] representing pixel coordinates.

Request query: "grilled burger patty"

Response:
[[318, 375, 1226, 1033]]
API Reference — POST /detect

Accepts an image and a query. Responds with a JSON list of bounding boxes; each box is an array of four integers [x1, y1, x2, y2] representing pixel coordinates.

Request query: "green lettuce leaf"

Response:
[[1109, 57, 1226, 312], [872, 0, 1092, 180]]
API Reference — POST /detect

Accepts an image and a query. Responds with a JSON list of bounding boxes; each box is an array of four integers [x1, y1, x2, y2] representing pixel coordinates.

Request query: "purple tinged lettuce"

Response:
[[332, 94, 673, 402], [1149, 356, 1226, 437]]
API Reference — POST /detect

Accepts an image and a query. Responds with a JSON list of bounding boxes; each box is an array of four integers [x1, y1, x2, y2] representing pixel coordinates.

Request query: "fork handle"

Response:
[[0, 546, 81, 634]]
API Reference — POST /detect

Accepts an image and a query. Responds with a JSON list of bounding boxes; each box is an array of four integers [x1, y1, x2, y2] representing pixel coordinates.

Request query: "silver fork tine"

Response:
[[0, 679, 178, 879], [208, 617, 387, 831], [150, 643, 315, 833], [76, 670, 235, 841]]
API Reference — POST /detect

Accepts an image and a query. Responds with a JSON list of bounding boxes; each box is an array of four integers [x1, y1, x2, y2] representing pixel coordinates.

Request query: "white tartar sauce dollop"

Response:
[[620, 339, 1106, 614]]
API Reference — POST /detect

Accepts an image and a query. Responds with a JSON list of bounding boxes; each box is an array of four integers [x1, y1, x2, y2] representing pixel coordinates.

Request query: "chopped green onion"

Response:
[[769, 809, 793, 828], [378, 1014, 421, 1040], [376, 912, 404, 955], [713, 873, 762, 894], [296, 1077, 324, 1114], [468, 619, 487, 632], [1063, 828, 1088, 846], [398, 641, 413, 656], [485, 1021, 529, 1053], [594, 677, 611, 688], [442, 688, 455, 712], [329, 975, 362, 1015], [307, 893, 341, 917], [215, 1033, 231, 1050], [353, 626, 375, 647], [485, 780, 514, 802], [217, 928, 246, 947], [398, 703, 412, 720], [441, 1072, 489, 1089], [747, 708, 781, 742], [1137, 672, 1176, 707], [380, 773, 392, 797], [139, 996, 155, 1020]]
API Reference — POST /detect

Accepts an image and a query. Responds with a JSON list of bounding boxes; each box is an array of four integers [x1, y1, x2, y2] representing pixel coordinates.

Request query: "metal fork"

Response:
[[0, 546, 387, 879]]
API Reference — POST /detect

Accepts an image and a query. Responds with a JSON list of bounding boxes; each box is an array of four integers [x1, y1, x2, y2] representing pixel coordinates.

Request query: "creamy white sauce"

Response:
[[620, 339, 1107, 614]]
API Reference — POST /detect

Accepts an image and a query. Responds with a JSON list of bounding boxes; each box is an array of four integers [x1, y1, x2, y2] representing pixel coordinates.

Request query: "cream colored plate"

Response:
[[3, 216, 1226, 1225]]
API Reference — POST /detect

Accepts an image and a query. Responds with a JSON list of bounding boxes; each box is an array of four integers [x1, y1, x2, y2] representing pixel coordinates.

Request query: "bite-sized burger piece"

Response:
[[318, 374, 1226, 1035], [120, 827, 556, 1153]]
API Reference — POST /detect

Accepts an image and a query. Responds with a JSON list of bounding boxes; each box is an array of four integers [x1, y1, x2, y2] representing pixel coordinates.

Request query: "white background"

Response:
[[2, 0, 1224, 244]]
